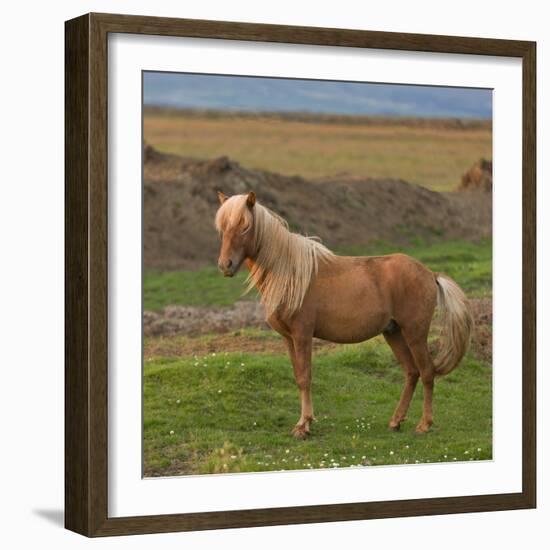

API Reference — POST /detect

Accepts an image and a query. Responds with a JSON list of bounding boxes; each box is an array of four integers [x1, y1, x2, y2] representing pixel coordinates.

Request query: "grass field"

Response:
[[144, 334, 492, 476], [143, 239, 492, 476], [144, 111, 492, 191], [144, 239, 492, 311]]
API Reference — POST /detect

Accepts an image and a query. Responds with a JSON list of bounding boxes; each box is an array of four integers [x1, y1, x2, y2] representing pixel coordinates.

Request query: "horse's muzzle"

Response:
[[219, 258, 235, 277]]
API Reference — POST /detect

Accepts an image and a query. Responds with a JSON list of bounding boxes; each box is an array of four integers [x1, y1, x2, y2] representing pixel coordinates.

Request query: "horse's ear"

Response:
[[217, 190, 228, 205], [246, 191, 256, 209]]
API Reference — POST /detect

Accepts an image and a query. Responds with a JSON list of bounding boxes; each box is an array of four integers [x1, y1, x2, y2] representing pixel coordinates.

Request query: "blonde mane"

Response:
[[215, 194, 334, 318]]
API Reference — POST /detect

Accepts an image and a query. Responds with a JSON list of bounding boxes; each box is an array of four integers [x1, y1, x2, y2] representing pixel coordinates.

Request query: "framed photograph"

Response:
[[65, 12, 536, 537]]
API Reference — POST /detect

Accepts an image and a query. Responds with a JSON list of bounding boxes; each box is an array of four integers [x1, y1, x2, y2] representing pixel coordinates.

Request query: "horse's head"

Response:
[[214, 191, 256, 277]]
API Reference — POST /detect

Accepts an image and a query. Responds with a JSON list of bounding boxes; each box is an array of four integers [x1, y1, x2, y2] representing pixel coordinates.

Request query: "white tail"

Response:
[[433, 274, 474, 376]]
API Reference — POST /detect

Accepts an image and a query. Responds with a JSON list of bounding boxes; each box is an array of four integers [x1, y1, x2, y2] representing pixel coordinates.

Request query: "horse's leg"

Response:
[[289, 335, 314, 439], [383, 328, 420, 431], [402, 329, 435, 433]]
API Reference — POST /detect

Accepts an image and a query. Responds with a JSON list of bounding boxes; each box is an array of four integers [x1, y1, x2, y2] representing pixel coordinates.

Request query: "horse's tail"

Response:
[[433, 273, 474, 377]]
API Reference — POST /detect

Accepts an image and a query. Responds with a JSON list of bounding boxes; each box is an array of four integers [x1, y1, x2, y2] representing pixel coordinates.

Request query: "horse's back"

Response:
[[317, 253, 434, 290]]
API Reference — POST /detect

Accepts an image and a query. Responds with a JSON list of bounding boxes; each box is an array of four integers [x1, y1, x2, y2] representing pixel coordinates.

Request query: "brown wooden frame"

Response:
[[65, 12, 536, 537]]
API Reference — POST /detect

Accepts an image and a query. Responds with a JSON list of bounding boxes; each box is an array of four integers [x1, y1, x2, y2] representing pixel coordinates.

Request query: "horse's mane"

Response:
[[215, 194, 334, 318]]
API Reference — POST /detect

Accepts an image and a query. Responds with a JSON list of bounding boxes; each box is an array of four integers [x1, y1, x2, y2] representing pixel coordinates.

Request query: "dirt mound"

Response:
[[144, 144, 492, 270], [457, 158, 492, 193]]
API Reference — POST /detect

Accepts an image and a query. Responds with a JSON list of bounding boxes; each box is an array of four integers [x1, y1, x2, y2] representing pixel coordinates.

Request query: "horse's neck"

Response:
[[244, 256, 270, 293], [245, 230, 304, 281], [245, 231, 285, 276], [245, 257, 263, 280], [245, 227, 310, 291]]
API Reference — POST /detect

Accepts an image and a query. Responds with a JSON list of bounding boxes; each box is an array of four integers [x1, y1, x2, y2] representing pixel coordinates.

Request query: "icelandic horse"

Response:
[[215, 191, 473, 438]]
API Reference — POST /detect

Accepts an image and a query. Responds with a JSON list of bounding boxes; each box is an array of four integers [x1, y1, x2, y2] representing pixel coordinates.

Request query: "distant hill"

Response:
[[143, 106, 492, 130], [143, 72, 492, 119]]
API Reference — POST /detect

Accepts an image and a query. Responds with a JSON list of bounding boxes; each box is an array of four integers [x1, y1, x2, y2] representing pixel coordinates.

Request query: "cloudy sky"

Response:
[[143, 72, 492, 119]]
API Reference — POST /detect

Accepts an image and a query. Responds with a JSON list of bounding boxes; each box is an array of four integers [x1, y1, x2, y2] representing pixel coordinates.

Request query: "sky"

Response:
[[143, 72, 492, 119]]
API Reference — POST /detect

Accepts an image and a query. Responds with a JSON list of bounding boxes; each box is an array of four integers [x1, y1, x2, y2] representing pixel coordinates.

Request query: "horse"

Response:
[[215, 191, 473, 439]]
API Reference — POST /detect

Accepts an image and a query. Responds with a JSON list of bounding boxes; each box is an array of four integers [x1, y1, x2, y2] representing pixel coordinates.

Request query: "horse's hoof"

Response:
[[388, 421, 401, 432], [291, 425, 310, 439], [415, 422, 432, 434]]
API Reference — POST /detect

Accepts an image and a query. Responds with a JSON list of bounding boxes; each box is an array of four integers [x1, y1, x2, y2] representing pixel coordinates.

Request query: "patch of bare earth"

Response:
[[469, 297, 492, 362], [144, 332, 335, 359], [143, 301, 334, 358], [144, 302, 267, 337], [143, 297, 491, 363]]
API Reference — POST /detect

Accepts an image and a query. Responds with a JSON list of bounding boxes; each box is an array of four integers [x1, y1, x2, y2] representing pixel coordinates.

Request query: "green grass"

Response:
[[144, 239, 491, 310], [144, 335, 492, 476], [143, 268, 257, 311]]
